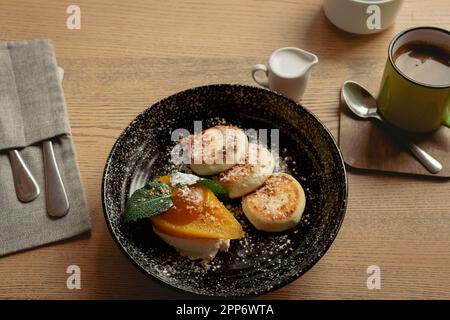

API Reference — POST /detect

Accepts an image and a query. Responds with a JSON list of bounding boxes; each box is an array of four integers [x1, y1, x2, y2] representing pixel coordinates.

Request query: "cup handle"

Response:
[[252, 64, 269, 87], [443, 105, 450, 127]]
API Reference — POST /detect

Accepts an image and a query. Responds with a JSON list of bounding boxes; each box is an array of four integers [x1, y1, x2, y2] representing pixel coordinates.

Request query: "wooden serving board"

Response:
[[339, 105, 450, 178]]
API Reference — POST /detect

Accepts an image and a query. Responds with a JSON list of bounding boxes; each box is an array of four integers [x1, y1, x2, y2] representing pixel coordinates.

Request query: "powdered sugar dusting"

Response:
[[102, 84, 347, 297]]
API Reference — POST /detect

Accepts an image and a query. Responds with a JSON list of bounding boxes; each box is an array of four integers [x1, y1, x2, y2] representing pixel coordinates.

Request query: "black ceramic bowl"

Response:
[[102, 84, 347, 297]]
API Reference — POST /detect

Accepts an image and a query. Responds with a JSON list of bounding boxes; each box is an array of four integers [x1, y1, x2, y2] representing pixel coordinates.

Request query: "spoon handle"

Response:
[[401, 138, 443, 174], [43, 140, 70, 218], [376, 119, 442, 174], [8, 149, 40, 202]]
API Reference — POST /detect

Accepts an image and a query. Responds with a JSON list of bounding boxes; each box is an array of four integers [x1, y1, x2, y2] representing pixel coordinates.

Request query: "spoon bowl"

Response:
[[341, 81, 381, 120]]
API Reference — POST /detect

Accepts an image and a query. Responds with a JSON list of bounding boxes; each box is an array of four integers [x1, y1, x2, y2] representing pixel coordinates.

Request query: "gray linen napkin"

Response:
[[0, 40, 91, 256]]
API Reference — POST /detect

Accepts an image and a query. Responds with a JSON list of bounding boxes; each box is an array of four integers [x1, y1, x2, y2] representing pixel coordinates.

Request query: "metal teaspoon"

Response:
[[341, 80, 442, 174]]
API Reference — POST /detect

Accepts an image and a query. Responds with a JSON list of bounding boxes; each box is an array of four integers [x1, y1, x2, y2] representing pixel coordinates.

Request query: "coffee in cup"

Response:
[[377, 27, 450, 132], [393, 41, 449, 87]]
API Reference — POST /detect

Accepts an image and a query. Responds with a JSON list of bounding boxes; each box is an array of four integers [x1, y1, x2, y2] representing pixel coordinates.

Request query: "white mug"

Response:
[[323, 0, 404, 34], [252, 47, 318, 101]]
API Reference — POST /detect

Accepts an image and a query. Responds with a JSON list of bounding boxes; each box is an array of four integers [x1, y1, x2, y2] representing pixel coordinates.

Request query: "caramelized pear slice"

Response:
[[150, 176, 244, 239]]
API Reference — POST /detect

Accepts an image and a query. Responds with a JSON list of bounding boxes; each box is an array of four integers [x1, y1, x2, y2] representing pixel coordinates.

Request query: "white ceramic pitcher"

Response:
[[252, 47, 318, 101]]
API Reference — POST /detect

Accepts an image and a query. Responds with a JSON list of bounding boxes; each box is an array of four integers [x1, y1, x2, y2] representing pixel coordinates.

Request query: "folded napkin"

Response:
[[0, 40, 91, 256]]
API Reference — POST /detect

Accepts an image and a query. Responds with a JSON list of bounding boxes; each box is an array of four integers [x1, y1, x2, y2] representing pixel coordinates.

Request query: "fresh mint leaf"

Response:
[[124, 181, 173, 223], [198, 178, 228, 199]]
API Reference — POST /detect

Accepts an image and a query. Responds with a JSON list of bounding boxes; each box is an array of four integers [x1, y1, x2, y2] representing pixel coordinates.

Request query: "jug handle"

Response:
[[252, 64, 269, 88]]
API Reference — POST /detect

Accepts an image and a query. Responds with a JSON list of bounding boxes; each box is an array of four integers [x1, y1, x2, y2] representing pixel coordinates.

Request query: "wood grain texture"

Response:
[[0, 0, 449, 299], [340, 108, 450, 177]]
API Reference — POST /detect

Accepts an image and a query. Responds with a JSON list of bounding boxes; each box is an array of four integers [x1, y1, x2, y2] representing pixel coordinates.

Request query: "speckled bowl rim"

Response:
[[101, 83, 348, 298]]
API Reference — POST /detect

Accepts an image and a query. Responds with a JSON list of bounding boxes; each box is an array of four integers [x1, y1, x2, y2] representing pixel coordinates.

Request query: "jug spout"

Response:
[[299, 49, 318, 70]]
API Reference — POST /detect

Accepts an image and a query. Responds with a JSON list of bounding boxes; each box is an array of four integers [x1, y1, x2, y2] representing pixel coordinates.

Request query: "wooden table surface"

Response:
[[0, 0, 449, 300]]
